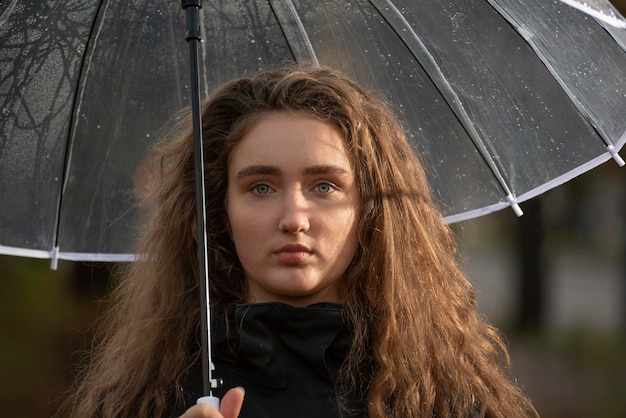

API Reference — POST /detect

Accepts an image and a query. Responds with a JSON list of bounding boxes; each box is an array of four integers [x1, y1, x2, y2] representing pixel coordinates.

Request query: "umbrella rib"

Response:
[[49, 0, 109, 268], [0, 0, 18, 27], [558, 0, 626, 29], [268, 0, 319, 65], [369, 0, 523, 215]]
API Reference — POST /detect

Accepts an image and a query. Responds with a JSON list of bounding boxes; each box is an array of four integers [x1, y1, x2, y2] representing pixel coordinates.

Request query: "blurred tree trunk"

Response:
[[517, 199, 544, 331]]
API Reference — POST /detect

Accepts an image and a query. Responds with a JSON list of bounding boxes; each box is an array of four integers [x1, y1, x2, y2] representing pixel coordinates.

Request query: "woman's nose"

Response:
[[278, 191, 310, 233]]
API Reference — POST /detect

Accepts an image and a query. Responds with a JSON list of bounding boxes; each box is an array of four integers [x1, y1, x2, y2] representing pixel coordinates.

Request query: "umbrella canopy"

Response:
[[1, 0, 625, 263], [561, 0, 626, 28]]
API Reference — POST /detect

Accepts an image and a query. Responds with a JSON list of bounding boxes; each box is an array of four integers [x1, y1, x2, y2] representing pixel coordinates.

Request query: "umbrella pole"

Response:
[[181, 0, 220, 407]]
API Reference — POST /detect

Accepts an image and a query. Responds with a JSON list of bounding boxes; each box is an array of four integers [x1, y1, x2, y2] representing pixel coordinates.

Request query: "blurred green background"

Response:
[[2, 2, 626, 417]]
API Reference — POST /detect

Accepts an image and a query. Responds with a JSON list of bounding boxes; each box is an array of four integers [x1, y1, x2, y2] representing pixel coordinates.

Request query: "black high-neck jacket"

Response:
[[173, 302, 366, 418]]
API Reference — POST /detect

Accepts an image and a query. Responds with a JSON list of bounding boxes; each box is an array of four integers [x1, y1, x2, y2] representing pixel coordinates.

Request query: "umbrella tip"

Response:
[[506, 194, 524, 217], [606, 144, 625, 167], [50, 247, 59, 270]]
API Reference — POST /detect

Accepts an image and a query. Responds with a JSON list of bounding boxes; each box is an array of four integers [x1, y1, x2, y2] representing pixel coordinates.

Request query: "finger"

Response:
[[219, 387, 245, 418], [178, 403, 220, 418]]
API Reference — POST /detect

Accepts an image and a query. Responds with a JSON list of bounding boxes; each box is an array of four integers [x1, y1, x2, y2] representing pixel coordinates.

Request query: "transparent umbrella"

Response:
[[1, 0, 625, 265]]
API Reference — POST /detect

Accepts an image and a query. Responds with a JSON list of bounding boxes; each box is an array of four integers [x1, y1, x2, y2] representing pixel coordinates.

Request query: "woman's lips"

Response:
[[273, 243, 313, 264]]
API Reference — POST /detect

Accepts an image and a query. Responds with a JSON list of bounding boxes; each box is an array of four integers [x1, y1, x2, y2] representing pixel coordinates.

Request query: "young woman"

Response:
[[65, 66, 538, 417]]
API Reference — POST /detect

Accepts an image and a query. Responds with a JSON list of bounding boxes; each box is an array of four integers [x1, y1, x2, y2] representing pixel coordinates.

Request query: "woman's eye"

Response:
[[315, 182, 335, 194], [252, 184, 271, 195]]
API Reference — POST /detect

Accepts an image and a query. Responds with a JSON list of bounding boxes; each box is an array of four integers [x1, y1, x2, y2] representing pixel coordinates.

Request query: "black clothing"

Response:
[[177, 302, 365, 418]]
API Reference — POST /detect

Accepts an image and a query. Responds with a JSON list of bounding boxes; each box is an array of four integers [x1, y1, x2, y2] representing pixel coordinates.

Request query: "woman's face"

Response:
[[226, 112, 359, 307]]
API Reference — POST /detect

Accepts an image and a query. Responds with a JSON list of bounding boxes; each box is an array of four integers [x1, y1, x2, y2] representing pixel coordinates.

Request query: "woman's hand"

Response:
[[178, 387, 245, 418]]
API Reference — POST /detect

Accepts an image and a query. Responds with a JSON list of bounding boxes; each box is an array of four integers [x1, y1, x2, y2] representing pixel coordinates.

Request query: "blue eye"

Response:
[[316, 182, 334, 194], [252, 184, 271, 195]]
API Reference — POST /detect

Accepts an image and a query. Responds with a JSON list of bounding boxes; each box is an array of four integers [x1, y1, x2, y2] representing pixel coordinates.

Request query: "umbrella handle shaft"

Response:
[[182, 0, 216, 398]]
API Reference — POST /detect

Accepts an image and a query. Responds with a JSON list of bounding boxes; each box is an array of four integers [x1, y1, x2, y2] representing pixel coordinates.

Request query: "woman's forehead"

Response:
[[228, 112, 353, 172]]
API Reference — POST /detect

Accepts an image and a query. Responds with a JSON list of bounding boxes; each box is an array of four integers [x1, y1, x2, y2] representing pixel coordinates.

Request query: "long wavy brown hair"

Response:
[[63, 65, 537, 417]]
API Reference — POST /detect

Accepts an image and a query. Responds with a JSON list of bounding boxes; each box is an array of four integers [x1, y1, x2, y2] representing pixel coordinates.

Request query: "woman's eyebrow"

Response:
[[236, 164, 350, 178], [303, 165, 350, 176], [236, 165, 281, 178]]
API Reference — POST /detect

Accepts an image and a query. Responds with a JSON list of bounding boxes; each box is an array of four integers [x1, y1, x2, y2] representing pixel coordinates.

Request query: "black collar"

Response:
[[213, 302, 352, 389]]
